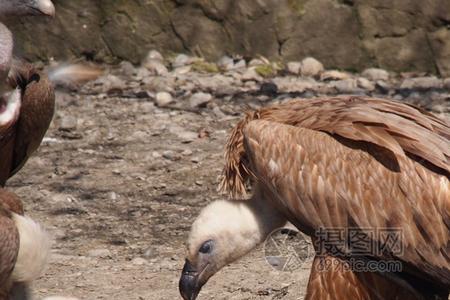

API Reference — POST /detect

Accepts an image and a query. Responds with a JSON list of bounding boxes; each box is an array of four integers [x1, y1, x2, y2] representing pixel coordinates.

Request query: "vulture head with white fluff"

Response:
[[0, 0, 55, 17], [179, 198, 285, 300]]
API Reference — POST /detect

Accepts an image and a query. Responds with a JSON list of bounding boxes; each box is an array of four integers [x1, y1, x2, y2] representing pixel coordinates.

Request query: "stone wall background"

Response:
[[5, 0, 450, 75]]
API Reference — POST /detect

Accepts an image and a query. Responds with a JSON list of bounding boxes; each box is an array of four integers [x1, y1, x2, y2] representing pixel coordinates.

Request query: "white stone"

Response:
[[241, 67, 263, 81], [173, 54, 191, 68], [173, 66, 192, 74], [400, 76, 443, 89], [177, 131, 198, 143], [320, 70, 351, 81], [119, 61, 136, 77], [155, 92, 173, 107], [248, 58, 266, 67], [217, 56, 234, 70], [286, 61, 302, 75], [59, 116, 77, 131], [443, 78, 450, 89], [332, 79, 359, 93], [145, 50, 164, 62], [181, 149, 193, 156], [99, 74, 126, 90], [300, 57, 324, 77], [143, 59, 168, 76], [233, 59, 246, 69], [134, 67, 150, 80], [357, 77, 375, 91], [362, 68, 389, 81], [132, 257, 148, 265], [189, 92, 213, 108]]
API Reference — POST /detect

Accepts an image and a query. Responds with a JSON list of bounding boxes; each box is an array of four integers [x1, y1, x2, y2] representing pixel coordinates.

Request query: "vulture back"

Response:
[[220, 96, 450, 198]]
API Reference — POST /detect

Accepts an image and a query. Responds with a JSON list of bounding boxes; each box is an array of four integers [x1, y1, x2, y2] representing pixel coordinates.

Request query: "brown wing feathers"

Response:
[[3, 62, 55, 181], [220, 96, 450, 198]]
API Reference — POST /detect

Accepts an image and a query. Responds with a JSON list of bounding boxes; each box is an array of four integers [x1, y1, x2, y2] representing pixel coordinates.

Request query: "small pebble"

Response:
[[87, 249, 111, 258], [189, 92, 213, 108], [155, 92, 173, 107]]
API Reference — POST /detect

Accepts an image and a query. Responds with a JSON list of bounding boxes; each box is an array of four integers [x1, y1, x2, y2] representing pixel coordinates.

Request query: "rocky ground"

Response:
[[7, 53, 450, 300]]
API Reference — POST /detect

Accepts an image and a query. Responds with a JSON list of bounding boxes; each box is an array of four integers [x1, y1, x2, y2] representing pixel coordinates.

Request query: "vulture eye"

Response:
[[29, 73, 40, 83], [199, 240, 214, 254]]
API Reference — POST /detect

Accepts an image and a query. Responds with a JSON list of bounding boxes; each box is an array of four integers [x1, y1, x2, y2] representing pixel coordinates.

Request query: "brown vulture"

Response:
[[0, 188, 50, 299], [180, 96, 450, 300], [0, 0, 55, 186], [0, 1, 54, 298]]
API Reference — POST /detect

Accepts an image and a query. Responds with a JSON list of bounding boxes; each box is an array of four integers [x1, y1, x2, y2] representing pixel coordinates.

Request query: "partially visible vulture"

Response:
[[0, 0, 54, 17], [0, 0, 55, 185], [180, 96, 450, 300], [0, 188, 50, 299]]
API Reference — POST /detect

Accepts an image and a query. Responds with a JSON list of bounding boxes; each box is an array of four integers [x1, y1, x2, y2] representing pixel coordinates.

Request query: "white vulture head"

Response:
[[179, 198, 286, 300], [0, 0, 55, 17]]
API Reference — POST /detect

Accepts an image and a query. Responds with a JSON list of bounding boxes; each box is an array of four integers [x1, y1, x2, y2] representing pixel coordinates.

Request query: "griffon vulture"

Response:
[[180, 96, 450, 300], [0, 0, 55, 185]]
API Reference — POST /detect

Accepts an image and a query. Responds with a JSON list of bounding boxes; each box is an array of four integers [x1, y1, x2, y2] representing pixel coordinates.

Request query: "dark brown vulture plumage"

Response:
[[0, 187, 50, 299], [0, 188, 21, 299], [0, 2, 54, 298], [0, 62, 55, 184], [181, 96, 450, 300], [0, 0, 55, 186]]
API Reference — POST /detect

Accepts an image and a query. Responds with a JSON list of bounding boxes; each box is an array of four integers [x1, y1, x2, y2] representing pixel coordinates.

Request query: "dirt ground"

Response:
[[7, 89, 315, 300], [6, 76, 450, 300]]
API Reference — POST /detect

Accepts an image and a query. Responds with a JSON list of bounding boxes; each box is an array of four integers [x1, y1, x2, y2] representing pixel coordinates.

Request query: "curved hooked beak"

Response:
[[179, 260, 203, 300], [32, 0, 55, 17]]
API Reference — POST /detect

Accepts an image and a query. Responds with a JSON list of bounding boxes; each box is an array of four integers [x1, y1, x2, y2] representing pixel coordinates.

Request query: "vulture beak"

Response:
[[179, 260, 203, 300], [33, 0, 55, 17]]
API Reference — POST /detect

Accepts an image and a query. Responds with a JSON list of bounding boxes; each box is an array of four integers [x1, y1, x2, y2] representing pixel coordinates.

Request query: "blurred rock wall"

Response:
[[6, 0, 450, 75]]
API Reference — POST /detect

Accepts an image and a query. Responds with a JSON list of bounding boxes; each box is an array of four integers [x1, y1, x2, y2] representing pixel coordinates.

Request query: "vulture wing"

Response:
[[0, 207, 19, 295], [220, 96, 450, 198], [305, 253, 421, 299], [242, 119, 450, 288], [0, 188, 50, 298], [7, 62, 55, 177], [0, 189, 20, 295]]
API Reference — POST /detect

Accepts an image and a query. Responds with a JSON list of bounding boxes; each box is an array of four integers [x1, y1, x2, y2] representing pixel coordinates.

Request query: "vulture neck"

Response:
[[0, 22, 12, 87], [248, 186, 288, 241], [223, 186, 286, 262]]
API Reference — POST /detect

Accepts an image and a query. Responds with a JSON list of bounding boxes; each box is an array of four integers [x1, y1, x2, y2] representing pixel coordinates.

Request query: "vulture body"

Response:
[[0, 188, 50, 300], [0, 0, 55, 185], [180, 96, 450, 300], [0, 62, 55, 185], [0, 1, 54, 298]]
